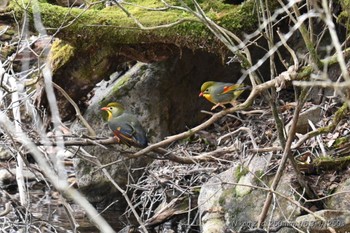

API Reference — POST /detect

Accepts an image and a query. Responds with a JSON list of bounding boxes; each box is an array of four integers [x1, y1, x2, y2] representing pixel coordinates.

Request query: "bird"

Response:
[[101, 102, 148, 148], [199, 81, 248, 110]]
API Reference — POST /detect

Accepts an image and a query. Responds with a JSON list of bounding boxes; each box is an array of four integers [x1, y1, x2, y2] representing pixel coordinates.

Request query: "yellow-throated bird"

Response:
[[101, 102, 148, 148], [199, 81, 248, 110]]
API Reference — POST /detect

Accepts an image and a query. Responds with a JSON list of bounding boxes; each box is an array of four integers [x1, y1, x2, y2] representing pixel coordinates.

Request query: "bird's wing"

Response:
[[222, 84, 244, 94], [112, 124, 135, 146], [108, 114, 134, 144], [115, 121, 147, 148], [128, 120, 148, 148], [109, 114, 148, 148]]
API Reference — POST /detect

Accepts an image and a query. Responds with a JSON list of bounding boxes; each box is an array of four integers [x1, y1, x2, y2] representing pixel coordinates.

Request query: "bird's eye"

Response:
[[205, 88, 209, 92], [109, 107, 113, 110]]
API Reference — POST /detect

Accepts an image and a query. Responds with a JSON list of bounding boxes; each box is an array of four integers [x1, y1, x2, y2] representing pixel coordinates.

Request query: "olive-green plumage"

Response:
[[101, 102, 148, 148], [199, 81, 247, 110]]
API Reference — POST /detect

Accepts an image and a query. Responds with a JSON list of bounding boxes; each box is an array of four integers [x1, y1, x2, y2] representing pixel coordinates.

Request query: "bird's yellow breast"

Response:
[[203, 93, 215, 104], [106, 110, 113, 121]]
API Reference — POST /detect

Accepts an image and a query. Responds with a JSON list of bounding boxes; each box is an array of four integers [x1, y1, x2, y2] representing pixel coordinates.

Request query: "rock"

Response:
[[235, 155, 269, 197], [235, 174, 252, 197], [295, 210, 350, 233], [301, 176, 350, 232], [0, 146, 11, 160], [201, 216, 226, 233], [198, 166, 237, 233], [327, 176, 350, 210], [198, 156, 301, 233], [285, 105, 322, 134]]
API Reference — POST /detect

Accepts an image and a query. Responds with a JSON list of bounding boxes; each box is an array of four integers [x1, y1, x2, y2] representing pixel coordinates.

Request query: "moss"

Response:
[[49, 39, 75, 72], [340, 0, 350, 12], [9, 0, 270, 52], [253, 170, 265, 185], [192, 186, 201, 194], [111, 73, 133, 94], [108, 63, 146, 98], [0, 26, 16, 41], [333, 136, 350, 148], [219, 187, 235, 205], [314, 155, 336, 164], [339, 0, 350, 29], [314, 155, 350, 169], [0, 43, 16, 60], [234, 164, 249, 181]]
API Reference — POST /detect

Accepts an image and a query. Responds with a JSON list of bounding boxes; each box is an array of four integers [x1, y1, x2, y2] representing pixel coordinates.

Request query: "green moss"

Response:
[[234, 164, 249, 181], [339, 0, 350, 29], [49, 39, 75, 72], [333, 136, 350, 148], [314, 155, 336, 166], [340, 0, 350, 11], [104, 63, 146, 101], [111, 73, 133, 94], [312, 155, 350, 172], [253, 170, 265, 185], [9, 0, 268, 52], [219, 187, 235, 205], [192, 186, 201, 194]]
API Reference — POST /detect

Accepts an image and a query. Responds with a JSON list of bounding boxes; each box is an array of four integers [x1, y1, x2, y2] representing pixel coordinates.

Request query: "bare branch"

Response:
[[52, 82, 96, 137]]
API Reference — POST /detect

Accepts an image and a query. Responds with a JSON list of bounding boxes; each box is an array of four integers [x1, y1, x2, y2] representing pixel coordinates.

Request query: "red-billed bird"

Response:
[[101, 102, 148, 148]]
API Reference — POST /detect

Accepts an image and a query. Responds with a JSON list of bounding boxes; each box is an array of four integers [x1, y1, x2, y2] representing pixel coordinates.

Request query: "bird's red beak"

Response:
[[199, 92, 203, 97], [101, 107, 108, 111]]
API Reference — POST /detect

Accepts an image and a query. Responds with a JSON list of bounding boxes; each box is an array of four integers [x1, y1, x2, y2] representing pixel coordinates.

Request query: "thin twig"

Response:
[[52, 82, 96, 137]]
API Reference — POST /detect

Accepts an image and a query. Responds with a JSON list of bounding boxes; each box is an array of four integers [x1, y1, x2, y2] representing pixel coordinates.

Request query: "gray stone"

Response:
[[198, 166, 238, 233], [295, 210, 350, 233], [327, 177, 350, 210], [285, 105, 322, 134], [198, 156, 300, 233]]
